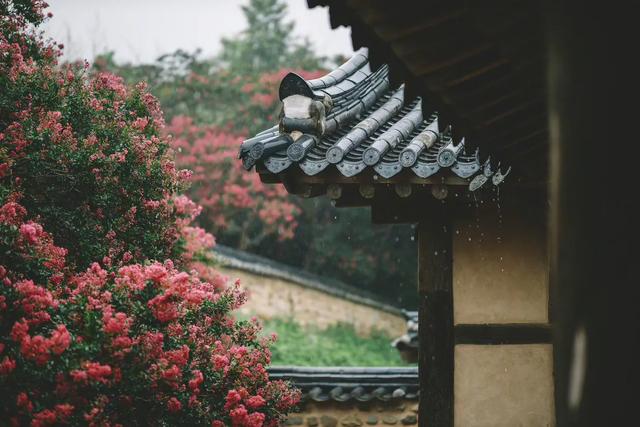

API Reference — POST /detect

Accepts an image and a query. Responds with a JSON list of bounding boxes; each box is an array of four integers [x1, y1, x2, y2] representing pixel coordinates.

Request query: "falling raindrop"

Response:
[[467, 237, 472, 242], [410, 236, 415, 241], [434, 251, 439, 256]]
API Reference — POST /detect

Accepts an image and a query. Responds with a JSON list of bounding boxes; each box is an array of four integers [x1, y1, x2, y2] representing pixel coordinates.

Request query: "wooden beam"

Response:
[[418, 206, 454, 426], [454, 323, 552, 345], [376, 8, 466, 42], [444, 59, 509, 88]]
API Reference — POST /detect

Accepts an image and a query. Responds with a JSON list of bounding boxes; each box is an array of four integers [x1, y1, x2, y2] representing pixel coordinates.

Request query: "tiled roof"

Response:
[[239, 48, 510, 192], [268, 366, 418, 402], [391, 310, 418, 354], [307, 0, 546, 186]]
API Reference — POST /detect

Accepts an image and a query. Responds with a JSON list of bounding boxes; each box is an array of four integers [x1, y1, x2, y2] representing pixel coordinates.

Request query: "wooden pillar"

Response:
[[418, 207, 453, 426], [547, 2, 637, 425]]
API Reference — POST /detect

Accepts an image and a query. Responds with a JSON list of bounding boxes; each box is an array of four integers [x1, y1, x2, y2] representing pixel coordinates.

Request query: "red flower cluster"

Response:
[[1, 198, 300, 425], [167, 116, 301, 249], [1, 1, 300, 425]]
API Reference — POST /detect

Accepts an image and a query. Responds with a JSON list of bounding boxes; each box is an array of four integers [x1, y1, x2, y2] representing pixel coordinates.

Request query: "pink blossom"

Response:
[[0, 356, 16, 375], [246, 395, 266, 410], [19, 222, 42, 244], [167, 397, 182, 413]]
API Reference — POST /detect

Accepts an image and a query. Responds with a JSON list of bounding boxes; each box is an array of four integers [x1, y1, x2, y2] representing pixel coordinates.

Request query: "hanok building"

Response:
[[239, 1, 638, 426], [239, 45, 552, 426]]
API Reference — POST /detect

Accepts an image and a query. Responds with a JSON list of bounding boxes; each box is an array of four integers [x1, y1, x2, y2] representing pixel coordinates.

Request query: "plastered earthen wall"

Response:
[[453, 202, 549, 324], [453, 199, 554, 425], [455, 344, 555, 427]]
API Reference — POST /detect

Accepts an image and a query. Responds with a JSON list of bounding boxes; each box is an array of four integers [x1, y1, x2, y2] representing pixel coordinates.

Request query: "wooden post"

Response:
[[547, 2, 637, 425], [418, 206, 453, 426]]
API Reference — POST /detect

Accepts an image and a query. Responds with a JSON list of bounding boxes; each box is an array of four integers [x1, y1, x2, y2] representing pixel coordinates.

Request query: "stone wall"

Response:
[[284, 401, 418, 426], [212, 249, 406, 338]]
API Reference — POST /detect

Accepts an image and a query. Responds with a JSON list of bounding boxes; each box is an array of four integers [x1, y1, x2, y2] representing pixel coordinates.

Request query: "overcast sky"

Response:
[[42, 0, 354, 65]]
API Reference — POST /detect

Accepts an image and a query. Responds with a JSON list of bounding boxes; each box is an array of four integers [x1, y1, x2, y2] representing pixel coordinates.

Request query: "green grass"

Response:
[[260, 318, 411, 366]]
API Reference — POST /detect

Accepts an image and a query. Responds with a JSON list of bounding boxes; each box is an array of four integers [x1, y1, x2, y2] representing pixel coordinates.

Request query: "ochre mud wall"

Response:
[[452, 199, 555, 426]]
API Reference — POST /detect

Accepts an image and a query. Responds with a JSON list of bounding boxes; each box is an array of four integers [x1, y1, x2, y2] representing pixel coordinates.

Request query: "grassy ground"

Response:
[[260, 317, 410, 366]]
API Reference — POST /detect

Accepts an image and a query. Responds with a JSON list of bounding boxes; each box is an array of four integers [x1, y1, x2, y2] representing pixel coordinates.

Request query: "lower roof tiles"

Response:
[[268, 366, 419, 403]]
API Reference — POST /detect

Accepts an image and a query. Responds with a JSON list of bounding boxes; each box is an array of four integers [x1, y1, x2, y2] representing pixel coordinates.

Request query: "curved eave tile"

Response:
[[263, 154, 292, 174], [299, 158, 330, 176], [374, 161, 403, 178], [451, 149, 481, 178], [336, 160, 367, 177]]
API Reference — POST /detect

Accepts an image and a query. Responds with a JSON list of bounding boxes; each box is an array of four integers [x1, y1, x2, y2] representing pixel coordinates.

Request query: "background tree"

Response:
[[91, 0, 419, 308], [220, 0, 322, 73]]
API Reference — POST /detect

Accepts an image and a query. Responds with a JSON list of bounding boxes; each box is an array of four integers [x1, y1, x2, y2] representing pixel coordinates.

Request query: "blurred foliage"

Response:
[[262, 318, 410, 367], [90, 0, 418, 308], [220, 0, 322, 73]]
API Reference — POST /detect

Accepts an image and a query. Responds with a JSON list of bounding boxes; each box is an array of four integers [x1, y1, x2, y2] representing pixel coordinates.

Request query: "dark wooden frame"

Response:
[[417, 206, 454, 426], [454, 323, 551, 345]]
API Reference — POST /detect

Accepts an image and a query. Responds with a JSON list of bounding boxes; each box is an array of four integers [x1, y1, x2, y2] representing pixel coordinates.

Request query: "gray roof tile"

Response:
[[239, 49, 510, 192]]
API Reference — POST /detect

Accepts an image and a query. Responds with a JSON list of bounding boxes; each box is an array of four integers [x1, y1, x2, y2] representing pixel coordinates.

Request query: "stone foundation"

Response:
[[284, 401, 418, 426]]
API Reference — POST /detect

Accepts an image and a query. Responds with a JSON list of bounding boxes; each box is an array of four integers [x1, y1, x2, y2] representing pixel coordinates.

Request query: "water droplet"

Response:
[[434, 251, 439, 256], [467, 237, 472, 242], [455, 230, 460, 235], [410, 236, 415, 241]]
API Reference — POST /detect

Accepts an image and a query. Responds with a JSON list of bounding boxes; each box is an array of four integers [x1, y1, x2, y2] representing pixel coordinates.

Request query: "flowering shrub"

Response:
[[167, 116, 300, 249], [0, 206, 299, 425], [1, 7, 189, 270], [1, 1, 299, 425]]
